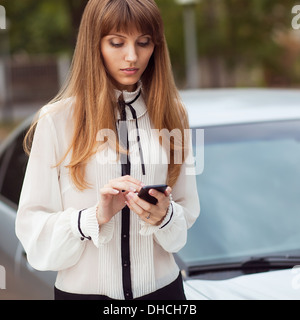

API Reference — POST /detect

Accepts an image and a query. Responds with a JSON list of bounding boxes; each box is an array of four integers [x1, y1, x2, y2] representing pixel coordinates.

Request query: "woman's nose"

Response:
[[125, 45, 138, 63]]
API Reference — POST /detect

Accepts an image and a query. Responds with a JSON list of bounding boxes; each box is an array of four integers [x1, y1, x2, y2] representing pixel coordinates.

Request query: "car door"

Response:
[[0, 122, 55, 299], [0, 127, 26, 258]]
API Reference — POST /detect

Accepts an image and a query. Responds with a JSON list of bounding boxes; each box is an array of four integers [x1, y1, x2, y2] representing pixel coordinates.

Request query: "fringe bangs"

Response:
[[100, 0, 164, 45]]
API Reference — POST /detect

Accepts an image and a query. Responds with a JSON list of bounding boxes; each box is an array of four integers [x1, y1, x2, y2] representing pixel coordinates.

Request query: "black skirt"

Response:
[[54, 272, 186, 300]]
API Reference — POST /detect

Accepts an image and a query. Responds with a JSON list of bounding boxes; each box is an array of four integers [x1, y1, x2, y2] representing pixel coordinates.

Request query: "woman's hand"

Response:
[[125, 186, 172, 226], [97, 175, 143, 226]]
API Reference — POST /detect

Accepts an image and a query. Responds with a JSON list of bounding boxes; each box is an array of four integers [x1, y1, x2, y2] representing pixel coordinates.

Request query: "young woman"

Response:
[[16, 0, 200, 300]]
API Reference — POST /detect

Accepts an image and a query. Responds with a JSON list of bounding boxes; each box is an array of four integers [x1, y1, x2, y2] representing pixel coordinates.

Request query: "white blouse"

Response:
[[15, 85, 200, 299]]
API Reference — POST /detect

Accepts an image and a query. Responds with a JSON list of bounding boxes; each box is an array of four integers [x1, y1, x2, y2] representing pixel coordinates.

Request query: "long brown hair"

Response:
[[24, 0, 189, 190]]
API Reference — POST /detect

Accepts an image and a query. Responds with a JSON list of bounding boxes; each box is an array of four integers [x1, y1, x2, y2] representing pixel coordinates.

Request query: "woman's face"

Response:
[[101, 29, 155, 92]]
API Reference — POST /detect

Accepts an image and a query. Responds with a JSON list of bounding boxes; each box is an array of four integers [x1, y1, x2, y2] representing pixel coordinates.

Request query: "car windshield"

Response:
[[178, 120, 300, 267]]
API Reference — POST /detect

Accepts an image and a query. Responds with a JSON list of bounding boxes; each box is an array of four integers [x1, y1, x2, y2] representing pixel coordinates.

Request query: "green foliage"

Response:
[[2, 0, 72, 54], [156, 0, 185, 82], [1, 0, 299, 86]]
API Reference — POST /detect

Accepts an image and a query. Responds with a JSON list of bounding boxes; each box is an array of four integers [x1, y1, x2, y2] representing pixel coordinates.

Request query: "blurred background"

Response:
[[0, 0, 299, 134]]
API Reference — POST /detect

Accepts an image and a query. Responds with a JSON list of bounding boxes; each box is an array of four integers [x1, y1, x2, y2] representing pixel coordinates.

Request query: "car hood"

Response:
[[184, 268, 300, 300]]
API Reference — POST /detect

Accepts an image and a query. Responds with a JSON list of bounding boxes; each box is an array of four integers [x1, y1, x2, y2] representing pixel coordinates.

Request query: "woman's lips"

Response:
[[120, 68, 139, 75]]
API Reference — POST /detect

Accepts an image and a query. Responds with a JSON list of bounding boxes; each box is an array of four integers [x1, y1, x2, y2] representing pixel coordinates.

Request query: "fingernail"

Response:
[[149, 189, 155, 195], [129, 186, 136, 192]]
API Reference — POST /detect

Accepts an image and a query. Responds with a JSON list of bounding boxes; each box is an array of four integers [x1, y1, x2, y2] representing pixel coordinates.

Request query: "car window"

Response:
[[178, 120, 300, 266], [0, 129, 28, 208]]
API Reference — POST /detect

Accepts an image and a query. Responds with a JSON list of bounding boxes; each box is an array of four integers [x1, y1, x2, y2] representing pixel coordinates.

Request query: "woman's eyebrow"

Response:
[[109, 33, 127, 38], [107, 33, 150, 39]]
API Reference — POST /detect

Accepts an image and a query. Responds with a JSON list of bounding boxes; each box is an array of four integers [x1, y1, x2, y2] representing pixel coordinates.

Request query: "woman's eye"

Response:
[[138, 39, 151, 47], [110, 41, 123, 48]]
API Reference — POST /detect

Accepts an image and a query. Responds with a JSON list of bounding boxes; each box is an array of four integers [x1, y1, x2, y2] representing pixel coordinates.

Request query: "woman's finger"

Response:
[[125, 197, 144, 215], [106, 180, 142, 193], [164, 186, 172, 197], [100, 187, 120, 196], [121, 175, 144, 186]]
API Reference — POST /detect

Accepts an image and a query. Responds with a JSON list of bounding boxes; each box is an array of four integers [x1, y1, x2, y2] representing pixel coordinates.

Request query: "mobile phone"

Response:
[[137, 184, 168, 205]]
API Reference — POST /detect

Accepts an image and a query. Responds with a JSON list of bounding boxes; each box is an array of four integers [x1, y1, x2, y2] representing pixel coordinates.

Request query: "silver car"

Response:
[[179, 89, 300, 300], [1, 89, 300, 300]]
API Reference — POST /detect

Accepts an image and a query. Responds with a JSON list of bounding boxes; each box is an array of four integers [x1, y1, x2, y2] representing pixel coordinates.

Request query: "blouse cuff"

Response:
[[70, 205, 99, 247], [70, 205, 115, 247], [139, 201, 174, 236]]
